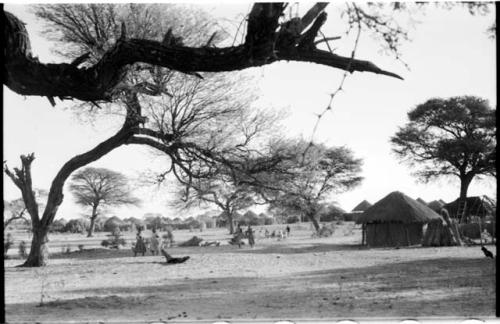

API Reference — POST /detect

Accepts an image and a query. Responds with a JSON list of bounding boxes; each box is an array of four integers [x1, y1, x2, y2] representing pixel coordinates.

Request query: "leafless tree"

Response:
[[69, 167, 141, 237]]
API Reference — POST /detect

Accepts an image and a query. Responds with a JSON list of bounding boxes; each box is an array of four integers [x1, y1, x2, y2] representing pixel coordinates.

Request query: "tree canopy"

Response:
[[391, 96, 496, 200], [69, 167, 140, 236]]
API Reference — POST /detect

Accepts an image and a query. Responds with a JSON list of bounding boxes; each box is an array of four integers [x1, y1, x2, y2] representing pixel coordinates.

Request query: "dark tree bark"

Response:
[[306, 212, 321, 233], [227, 211, 235, 235], [3, 4, 402, 103], [87, 204, 98, 237], [4, 107, 147, 266], [459, 173, 474, 201]]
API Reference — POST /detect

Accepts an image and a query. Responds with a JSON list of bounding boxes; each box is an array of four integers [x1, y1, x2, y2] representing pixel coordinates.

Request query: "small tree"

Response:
[[69, 168, 141, 237], [391, 96, 496, 201], [263, 141, 363, 232]]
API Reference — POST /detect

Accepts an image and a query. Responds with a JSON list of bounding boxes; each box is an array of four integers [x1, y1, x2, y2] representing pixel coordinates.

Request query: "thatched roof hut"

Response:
[[356, 191, 442, 247], [427, 200, 445, 213], [416, 197, 428, 206], [443, 196, 494, 221], [104, 216, 129, 232], [352, 200, 372, 212]]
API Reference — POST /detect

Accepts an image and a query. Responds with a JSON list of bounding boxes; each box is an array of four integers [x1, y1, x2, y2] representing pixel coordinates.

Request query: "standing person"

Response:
[[246, 225, 255, 248], [245, 225, 255, 247], [134, 229, 147, 257], [286, 225, 291, 237], [150, 228, 161, 256]]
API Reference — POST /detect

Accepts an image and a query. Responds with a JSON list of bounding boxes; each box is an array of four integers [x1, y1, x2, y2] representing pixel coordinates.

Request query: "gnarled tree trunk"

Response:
[[23, 226, 50, 267], [305, 211, 321, 233], [87, 205, 98, 237]]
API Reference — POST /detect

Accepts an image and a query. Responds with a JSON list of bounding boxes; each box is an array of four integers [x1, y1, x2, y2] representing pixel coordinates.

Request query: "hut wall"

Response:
[[366, 222, 423, 247]]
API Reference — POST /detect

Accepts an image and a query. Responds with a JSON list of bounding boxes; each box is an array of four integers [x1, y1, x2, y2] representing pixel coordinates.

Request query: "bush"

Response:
[[263, 217, 274, 225], [50, 220, 66, 233], [64, 219, 85, 234], [287, 216, 300, 224], [18, 241, 27, 258], [101, 229, 126, 249]]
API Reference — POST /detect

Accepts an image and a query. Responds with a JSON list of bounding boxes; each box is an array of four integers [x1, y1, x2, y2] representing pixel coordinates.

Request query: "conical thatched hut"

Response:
[[356, 191, 442, 247], [352, 200, 372, 212], [104, 216, 129, 232], [416, 197, 427, 206], [427, 200, 445, 213]]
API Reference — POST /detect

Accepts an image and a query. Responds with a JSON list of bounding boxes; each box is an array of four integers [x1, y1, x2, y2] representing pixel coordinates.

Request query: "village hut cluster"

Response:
[[353, 191, 495, 248]]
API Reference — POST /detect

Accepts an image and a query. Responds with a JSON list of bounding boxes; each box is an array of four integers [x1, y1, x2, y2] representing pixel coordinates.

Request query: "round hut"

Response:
[[104, 216, 128, 232], [355, 191, 442, 247], [416, 197, 428, 206], [352, 200, 372, 212], [427, 200, 445, 213]]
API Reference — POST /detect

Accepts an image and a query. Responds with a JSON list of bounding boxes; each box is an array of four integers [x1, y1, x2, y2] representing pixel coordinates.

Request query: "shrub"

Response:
[[287, 216, 300, 224], [263, 217, 274, 225], [18, 241, 27, 258], [64, 219, 85, 233], [101, 229, 126, 249]]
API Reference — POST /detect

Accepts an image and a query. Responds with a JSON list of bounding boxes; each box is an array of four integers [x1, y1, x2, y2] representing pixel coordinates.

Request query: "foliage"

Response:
[[263, 140, 363, 230], [49, 219, 67, 233], [101, 229, 126, 249], [69, 167, 140, 236], [391, 96, 496, 199], [64, 219, 86, 234]]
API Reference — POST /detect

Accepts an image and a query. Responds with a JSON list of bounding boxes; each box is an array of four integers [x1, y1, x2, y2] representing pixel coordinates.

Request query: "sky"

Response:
[[3, 3, 497, 221]]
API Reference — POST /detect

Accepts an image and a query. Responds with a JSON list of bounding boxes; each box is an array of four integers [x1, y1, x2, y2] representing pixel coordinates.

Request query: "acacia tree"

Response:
[[3, 4, 290, 267], [261, 141, 363, 232], [69, 167, 141, 237], [391, 96, 496, 201], [172, 107, 284, 234]]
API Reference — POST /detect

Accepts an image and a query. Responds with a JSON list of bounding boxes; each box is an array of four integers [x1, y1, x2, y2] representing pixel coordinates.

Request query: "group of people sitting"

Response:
[[133, 228, 189, 264], [229, 224, 255, 248]]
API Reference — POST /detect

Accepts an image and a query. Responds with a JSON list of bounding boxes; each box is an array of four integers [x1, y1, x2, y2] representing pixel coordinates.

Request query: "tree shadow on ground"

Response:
[[6, 257, 495, 318]]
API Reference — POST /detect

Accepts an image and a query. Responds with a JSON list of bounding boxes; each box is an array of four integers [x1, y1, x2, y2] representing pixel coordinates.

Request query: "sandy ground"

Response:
[[4, 223, 497, 322]]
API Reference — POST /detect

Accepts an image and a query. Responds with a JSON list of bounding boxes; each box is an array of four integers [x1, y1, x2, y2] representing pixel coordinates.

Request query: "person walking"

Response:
[[286, 225, 291, 237]]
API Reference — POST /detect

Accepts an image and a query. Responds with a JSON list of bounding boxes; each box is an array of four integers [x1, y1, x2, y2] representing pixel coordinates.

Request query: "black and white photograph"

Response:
[[3, 2, 497, 322]]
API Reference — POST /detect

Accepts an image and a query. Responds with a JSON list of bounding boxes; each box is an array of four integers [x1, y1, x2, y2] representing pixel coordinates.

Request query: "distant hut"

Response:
[[344, 200, 372, 222], [104, 216, 128, 232], [126, 217, 145, 231], [352, 200, 372, 212], [356, 191, 442, 247], [427, 200, 445, 213], [416, 197, 427, 206]]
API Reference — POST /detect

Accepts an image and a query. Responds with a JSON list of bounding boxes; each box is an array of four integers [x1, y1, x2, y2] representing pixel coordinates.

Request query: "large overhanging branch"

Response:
[[3, 3, 402, 103]]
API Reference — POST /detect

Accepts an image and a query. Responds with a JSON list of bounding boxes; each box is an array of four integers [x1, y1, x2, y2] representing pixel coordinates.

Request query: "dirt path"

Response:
[[5, 240, 496, 322]]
